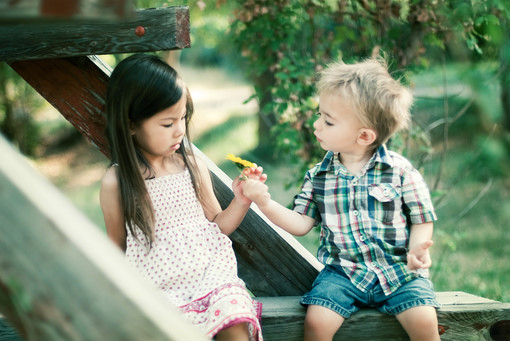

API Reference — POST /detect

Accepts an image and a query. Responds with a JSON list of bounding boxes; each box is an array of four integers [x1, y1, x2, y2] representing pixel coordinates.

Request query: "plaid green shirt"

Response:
[[293, 145, 437, 295]]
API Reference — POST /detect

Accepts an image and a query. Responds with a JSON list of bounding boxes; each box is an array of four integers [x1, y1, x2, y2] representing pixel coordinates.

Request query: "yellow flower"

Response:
[[225, 153, 255, 179]]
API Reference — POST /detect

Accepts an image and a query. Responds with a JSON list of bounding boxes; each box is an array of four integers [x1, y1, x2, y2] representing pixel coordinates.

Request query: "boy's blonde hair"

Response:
[[316, 58, 412, 147]]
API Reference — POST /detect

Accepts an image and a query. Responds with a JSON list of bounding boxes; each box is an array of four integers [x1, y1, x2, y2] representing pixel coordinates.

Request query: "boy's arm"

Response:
[[196, 157, 252, 236], [198, 158, 267, 235], [243, 179, 316, 236], [407, 222, 434, 270]]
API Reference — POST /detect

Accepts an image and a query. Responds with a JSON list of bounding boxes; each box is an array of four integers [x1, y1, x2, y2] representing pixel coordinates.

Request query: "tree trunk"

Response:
[[500, 33, 510, 134]]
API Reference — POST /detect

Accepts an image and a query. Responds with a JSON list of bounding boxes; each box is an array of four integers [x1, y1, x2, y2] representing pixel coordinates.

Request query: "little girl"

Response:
[[99, 53, 264, 340]]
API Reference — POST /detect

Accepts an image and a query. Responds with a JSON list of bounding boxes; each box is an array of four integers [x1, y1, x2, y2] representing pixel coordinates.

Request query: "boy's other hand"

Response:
[[407, 240, 433, 271]]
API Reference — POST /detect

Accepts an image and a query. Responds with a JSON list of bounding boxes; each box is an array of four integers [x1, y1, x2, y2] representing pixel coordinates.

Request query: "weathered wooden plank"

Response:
[[9, 56, 112, 157], [257, 292, 510, 341], [0, 134, 208, 341], [0, 317, 23, 341], [0, 6, 190, 62], [193, 147, 322, 297], [0, 0, 134, 21], [9, 54, 322, 297]]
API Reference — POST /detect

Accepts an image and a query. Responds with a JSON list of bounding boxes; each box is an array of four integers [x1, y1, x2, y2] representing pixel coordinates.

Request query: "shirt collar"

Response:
[[317, 145, 393, 175]]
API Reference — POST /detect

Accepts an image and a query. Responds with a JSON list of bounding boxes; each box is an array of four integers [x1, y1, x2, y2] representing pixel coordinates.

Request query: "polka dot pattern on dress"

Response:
[[125, 169, 262, 340]]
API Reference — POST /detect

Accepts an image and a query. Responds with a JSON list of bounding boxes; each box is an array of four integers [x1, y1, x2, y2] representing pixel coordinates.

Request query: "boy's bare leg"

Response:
[[215, 322, 249, 341], [396, 306, 440, 341], [304, 305, 345, 341]]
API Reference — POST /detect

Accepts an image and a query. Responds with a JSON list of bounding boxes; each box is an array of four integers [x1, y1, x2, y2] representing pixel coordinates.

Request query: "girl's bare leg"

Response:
[[215, 322, 249, 341]]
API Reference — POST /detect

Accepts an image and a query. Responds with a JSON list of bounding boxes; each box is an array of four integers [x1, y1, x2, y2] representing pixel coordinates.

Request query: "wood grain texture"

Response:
[[9, 56, 111, 158], [0, 135, 208, 341], [0, 7, 190, 62], [257, 292, 510, 341], [192, 147, 323, 297], [0, 0, 134, 20], [9, 54, 322, 297]]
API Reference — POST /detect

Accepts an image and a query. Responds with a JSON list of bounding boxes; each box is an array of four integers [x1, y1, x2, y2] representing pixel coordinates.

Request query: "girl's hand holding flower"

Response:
[[226, 154, 267, 204]]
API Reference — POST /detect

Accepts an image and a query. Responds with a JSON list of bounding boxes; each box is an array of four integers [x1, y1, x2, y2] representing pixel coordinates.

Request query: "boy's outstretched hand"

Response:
[[407, 240, 434, 271], [233, 166, 267, 205], [242, 178, 271, 207]]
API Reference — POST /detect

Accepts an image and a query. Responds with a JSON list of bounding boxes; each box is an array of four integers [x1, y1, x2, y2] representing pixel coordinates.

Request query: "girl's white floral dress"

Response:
[[125, 169, 263, 340]]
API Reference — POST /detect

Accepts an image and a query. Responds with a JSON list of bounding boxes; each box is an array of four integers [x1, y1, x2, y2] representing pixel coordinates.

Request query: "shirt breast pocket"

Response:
[[367, 183, 402, 224]]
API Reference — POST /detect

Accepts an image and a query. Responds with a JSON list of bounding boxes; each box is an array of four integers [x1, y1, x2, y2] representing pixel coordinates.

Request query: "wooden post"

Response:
[[0, 7, 190, 62], [0, 0, 134, 20], [0, 135, 208, 341]]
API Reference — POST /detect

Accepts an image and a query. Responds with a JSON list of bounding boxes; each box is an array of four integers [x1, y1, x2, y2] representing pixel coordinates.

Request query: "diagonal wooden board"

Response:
[[0, 134, 209, 341], [9, 54, 321, 297]]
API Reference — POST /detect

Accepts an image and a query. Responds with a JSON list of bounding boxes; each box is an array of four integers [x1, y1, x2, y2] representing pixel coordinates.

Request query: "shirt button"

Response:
[[371, 262, 378, 268], [351, 180, 357, 185], [360, 235, 366, 241], [353, 210, 359, 216], [383, 189, 390, 196]]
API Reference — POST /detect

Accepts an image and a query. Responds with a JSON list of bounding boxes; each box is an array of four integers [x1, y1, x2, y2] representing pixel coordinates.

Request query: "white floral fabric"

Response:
[[125, 169, 262, 340]]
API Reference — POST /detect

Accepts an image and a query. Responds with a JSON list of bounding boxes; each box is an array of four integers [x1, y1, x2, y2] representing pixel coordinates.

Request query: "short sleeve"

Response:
[[401, 167, 437, 225], [292, 171, 320, 223]]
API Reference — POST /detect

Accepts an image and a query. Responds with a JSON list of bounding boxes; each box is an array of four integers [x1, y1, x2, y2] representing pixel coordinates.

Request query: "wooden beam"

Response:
[[258, 292, 510, 341], [9, 56, 112, 158], [9, 54, 322, 297], [0, 0, 134, 21], [0, 134, 208, 341], [193, 147, 322, 297], [0, 6, 190, 62]]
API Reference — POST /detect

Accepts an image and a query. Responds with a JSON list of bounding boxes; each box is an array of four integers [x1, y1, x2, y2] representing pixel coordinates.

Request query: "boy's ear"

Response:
[[357, 128, 377, 146]]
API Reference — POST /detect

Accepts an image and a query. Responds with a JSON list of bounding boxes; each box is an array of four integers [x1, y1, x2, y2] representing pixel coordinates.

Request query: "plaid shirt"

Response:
[[293, 145, 437, 295]]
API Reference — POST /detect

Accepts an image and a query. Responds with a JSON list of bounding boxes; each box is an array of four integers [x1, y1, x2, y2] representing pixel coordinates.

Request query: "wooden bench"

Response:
[[258, 292, 510, 340], [2, 291, 510, 340]]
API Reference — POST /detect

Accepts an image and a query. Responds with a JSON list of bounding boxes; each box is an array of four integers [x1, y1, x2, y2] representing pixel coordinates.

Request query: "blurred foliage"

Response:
[[223, 0, 510, 187], [0, 63, 42, 156]]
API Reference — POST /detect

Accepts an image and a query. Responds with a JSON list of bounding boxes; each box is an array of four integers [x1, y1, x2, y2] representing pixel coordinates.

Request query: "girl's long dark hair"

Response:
[[105, 53, 203, 247]]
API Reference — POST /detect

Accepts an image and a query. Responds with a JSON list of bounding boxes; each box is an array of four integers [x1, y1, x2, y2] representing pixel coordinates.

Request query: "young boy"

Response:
[[243, 58, 440, 341]]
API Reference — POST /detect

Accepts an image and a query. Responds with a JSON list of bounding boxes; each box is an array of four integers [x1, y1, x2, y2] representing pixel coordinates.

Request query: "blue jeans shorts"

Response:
[[300, 265, 441, 318]]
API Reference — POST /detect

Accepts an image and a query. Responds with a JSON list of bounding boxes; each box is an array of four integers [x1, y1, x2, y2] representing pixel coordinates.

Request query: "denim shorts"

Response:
[[300, 265, 441, 318]]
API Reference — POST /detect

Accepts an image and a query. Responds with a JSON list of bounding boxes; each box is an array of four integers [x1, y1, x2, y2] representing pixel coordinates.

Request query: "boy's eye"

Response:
[[316, 112, 333, 126], [163, 124, 173, 128]]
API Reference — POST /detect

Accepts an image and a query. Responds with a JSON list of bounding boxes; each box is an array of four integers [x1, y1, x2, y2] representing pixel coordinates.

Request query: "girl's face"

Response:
[[131, 93, 187, 160], [313, 92, 365, 154]]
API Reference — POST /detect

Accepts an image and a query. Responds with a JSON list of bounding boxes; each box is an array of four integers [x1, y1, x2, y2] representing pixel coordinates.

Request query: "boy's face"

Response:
[[313, 91, 366, 154]]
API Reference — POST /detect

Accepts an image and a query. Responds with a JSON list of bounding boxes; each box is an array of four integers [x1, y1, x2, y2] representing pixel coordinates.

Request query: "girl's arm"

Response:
[[243, 179, 315, 236], [407, 222, 434, 270], [196, 157, 258, 235], [100, 166, 127, 252]]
